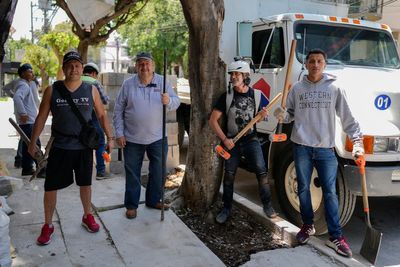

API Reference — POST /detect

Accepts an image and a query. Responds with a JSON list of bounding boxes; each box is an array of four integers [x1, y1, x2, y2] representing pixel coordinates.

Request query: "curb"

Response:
[[232, 192, 371, 267]]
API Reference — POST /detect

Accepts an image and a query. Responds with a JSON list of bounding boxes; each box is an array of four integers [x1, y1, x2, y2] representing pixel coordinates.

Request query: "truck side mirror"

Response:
[[237, 22, 253, 58]]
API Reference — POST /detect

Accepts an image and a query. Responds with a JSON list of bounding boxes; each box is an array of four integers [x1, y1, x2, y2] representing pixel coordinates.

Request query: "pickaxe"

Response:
[[215, 92, 282, 160], [9, 118, 54, 181], [272, 39, 297, 142]]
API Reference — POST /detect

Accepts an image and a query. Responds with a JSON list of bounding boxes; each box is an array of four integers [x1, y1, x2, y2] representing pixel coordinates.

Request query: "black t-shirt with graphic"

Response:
[[214, 88, 255, 138]]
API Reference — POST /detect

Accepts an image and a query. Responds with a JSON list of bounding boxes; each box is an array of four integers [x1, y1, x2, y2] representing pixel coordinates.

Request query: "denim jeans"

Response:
[[223, 136, 269, 210], [293, 144, 342, 238], [20, 124, 41, 171], [15, 139, 22, 164], [123, 139, 168, 209], [92, 117, 105, 174]]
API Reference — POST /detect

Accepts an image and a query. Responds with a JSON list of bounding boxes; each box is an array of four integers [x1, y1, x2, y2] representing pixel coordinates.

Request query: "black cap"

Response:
[[135, 51, 153, 61], [18, 63, 33, 77], [63, 51, 83, 65]]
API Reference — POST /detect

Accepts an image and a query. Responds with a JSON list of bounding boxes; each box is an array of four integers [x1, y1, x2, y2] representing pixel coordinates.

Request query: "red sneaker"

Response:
[[326, 236, 353, 257], [37, 224, 54, 246], [82, 214, 100, 233], [296, 224, 315, 244]]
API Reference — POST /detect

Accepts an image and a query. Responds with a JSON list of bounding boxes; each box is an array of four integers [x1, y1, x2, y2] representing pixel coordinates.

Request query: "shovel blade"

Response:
[[360, 226, 382, 265]]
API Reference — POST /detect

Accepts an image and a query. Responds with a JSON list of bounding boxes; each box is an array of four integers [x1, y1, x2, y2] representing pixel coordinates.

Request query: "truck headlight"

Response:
[[373, 137, 388, 152], [345, 136, 400, 154]]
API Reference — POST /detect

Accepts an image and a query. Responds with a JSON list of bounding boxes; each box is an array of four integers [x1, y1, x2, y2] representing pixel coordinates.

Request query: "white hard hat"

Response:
[[227, 60, 250, 74], [84, 62, 100, 74]]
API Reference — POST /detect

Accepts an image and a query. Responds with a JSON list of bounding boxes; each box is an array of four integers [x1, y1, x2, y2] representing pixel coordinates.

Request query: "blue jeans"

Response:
[[123, 139, 168, 209], [92, 117, 105, 174], [223, 136, 270, 210], [293, 144, 342, 238], [20, 124, 41, 171]]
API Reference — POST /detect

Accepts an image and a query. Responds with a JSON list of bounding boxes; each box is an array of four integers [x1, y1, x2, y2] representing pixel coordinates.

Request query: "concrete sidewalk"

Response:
[[7, 176, 225, 267]]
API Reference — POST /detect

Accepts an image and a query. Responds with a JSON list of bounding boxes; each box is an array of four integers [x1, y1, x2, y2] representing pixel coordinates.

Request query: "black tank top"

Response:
[[51, 80, 94, 149]]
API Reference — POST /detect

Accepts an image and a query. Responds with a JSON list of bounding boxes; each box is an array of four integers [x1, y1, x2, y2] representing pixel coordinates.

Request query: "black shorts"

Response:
[[45, 147, 93, 191]]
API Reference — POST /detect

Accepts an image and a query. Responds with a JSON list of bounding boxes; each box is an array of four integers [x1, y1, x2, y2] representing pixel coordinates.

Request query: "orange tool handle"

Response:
[[102, 151, 111, 163], [355, 155, 366, 175]]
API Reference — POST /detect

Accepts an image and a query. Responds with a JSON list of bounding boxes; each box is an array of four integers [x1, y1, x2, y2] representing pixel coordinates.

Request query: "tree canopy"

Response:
[[5, 37, 31, 61], [56, 0, 148, 62], [40, 22, 79, 79], [119, 0, 188, 73], [22, 44, 58, 89]]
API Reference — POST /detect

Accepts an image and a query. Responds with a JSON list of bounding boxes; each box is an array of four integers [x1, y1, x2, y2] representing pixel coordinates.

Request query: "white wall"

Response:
[[220, 0, 349, 64], [377, 2, 400, 46]]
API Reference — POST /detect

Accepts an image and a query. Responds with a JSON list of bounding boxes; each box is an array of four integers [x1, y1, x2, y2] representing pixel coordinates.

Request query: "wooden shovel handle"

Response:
[[356, 156, 371, 222], [281, 39, 297, 109]]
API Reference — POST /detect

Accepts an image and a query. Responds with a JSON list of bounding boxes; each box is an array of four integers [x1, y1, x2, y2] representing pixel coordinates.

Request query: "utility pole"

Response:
[[30, 1, 34, 43], [115, 37, 120, 73]]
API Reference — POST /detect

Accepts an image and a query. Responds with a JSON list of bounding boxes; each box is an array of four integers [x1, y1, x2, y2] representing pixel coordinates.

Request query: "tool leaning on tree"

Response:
[[9, 118, 54, 181], [215, 92, 282, 160]]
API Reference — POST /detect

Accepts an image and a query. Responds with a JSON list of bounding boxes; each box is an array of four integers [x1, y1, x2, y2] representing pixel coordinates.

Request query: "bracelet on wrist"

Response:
[[222, 136, 227, 142]]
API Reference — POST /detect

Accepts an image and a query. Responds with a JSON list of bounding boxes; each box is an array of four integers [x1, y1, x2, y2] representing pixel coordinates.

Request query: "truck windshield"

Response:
[[295, 23, 400, 69]]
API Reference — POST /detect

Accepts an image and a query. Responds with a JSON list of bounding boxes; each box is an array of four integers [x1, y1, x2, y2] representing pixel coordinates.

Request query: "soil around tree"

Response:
[[175, 203, 288, 267]]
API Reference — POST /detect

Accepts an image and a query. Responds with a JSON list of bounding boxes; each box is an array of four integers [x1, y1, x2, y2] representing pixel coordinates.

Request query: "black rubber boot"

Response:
[[257, 174, 277, 218]]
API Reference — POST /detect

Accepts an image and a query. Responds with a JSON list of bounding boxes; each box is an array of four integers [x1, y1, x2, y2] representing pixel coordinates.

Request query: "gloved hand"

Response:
[[273, 106, 287, 121], [352, 141, 364, 158]]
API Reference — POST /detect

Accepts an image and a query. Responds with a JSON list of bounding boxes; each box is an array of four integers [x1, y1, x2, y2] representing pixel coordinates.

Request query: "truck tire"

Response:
[[275, 150, 356, 235]]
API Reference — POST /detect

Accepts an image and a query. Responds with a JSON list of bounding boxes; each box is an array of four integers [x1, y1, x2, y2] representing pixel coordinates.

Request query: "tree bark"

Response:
[[179, 0, 226, 211], [77, 40, 89, 63]]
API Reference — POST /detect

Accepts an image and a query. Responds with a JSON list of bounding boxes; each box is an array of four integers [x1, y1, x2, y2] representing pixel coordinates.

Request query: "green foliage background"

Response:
[[119, 0, 188, 74]]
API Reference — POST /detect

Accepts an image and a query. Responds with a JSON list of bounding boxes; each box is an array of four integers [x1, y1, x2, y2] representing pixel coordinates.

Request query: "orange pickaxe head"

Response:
[[102, 151, 111, 163], [215, 145, 231, 160]]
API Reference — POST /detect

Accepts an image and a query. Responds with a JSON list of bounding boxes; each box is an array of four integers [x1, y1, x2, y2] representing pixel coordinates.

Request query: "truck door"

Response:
[[250, 23, 287, 134]]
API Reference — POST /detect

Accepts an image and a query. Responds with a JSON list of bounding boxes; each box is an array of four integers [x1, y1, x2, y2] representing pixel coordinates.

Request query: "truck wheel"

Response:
[[275, 151, 356, 235]]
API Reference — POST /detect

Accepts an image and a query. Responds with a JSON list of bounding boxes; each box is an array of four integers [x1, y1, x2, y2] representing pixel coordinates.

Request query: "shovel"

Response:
[[355, 155, 382, 265]]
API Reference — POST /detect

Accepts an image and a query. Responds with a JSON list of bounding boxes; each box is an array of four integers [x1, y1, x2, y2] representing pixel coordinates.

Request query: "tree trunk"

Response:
[[77, 40, 89, 63], [39, 68, 49, 92], [179, 0, 226, 212]]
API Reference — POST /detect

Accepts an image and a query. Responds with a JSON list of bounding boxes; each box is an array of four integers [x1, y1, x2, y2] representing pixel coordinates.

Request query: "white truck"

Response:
[[227, 12, 400, 234]]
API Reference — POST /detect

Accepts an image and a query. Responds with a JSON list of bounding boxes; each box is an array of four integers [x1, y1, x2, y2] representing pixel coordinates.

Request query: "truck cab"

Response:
[[238, 13, 400, 233]]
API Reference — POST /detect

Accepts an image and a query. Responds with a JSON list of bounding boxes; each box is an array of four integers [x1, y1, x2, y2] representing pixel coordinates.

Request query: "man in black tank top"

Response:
[[28, 51, 115, 246]]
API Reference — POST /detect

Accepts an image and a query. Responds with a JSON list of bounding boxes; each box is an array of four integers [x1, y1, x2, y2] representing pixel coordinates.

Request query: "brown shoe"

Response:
[[126, 209, 137, 219], [150, 202, 170, 210]]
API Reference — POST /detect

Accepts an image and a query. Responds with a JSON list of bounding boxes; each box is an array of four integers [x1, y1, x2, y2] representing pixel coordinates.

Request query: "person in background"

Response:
[[81, 62, 110, 179], [113, 52, 180, 219], [13, 63, 44, 177], [274, 49, 364, 258], [5, 70, 40, 169]]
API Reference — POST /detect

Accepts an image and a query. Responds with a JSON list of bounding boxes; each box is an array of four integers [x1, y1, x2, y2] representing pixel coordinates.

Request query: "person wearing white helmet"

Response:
[[209, 60, 277, 224], [82, 62, 110, 179]]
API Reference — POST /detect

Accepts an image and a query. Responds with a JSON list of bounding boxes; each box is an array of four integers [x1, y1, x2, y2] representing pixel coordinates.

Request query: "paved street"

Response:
[[234, 168, 400, 267]]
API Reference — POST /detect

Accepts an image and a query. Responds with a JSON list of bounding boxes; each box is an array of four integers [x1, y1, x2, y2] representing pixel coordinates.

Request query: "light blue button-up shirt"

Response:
[[113, 73, 180, 145]]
